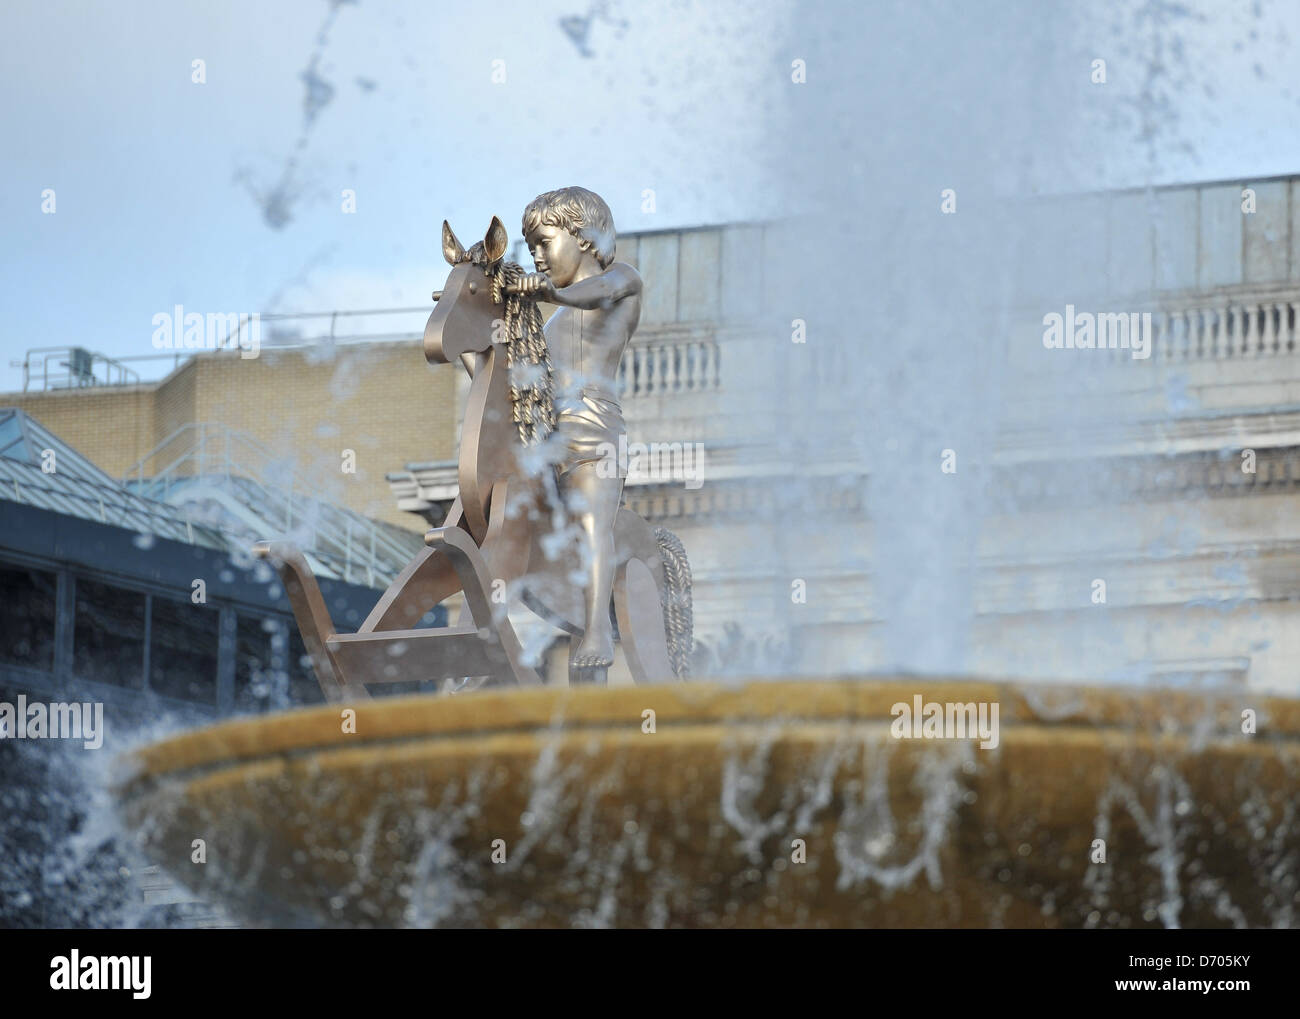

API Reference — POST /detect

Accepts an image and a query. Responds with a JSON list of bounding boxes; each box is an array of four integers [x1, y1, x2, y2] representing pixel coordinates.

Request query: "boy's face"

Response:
[[527, 224, 586, 288]]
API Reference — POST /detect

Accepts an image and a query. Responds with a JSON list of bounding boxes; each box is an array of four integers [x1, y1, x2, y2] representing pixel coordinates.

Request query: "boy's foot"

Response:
[[569, 663, 608, 686], [572, 631, 614, 670], [569, 633, 613, 686]]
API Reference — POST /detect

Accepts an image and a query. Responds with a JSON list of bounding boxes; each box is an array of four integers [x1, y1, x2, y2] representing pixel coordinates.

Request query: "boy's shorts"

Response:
[[554, 387, 625, 476]]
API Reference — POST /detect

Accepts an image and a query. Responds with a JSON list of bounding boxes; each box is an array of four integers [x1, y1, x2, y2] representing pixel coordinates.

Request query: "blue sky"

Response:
[[2, 0, 1299, 392], [0, 0, 784, 390]]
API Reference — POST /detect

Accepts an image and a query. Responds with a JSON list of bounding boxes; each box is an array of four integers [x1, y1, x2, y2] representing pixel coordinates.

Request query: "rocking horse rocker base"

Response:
[[254, 504, 683, 699], [253, 522, 545, 700]]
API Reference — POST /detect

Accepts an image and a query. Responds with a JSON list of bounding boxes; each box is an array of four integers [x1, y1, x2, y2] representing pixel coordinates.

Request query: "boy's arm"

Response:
[[510, 264, 641, 310], [553, 264, 641, 310]]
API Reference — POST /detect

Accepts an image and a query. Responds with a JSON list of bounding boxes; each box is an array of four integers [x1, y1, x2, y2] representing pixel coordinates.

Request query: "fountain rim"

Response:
[[114, 676, 1300, 798]]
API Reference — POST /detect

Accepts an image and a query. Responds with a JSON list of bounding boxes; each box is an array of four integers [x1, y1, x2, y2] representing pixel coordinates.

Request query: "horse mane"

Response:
[[471, 247, 555, 447]]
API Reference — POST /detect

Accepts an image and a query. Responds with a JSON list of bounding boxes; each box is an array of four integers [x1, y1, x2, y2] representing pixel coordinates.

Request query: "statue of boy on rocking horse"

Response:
[[255, 187, 692, 697]]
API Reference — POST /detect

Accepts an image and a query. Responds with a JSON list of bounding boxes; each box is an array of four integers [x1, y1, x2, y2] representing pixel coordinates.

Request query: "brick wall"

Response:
[[3, 385, 156, 478], [1, 341, 457, 531]]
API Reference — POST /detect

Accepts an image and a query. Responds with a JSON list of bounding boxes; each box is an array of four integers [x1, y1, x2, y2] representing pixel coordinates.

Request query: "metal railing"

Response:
[[10, 308, 433, 392], [11, 347, 141, 392], [123, 423, 420, 587]]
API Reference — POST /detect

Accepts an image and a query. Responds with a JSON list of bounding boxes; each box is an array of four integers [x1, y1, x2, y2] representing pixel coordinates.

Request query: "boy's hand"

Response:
[[506, 272, 557, 301]]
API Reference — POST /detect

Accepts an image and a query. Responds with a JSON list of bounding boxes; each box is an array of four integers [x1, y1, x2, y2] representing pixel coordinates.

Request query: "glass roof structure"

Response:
[[0, 408, 227, 550]]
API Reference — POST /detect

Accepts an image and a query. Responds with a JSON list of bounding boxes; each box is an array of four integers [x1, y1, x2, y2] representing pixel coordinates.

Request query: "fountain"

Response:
[[116, 678, 1300, 927], [110, 1, 1300, 927], [111, 174, 1300, 927]]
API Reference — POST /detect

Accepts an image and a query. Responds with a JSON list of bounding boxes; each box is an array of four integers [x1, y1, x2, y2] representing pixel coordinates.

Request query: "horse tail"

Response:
[[653, 526, 694, 678]]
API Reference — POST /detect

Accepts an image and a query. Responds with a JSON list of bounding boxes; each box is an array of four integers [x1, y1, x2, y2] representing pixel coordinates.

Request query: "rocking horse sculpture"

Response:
[[255, 188, 692, 698]]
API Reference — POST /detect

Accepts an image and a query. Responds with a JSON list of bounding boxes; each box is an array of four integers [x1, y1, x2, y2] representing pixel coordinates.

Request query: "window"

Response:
[[414, 605, 449, 629], [380, 679, 441, 697], [286, 630, 327, 707], [148, 597, 220, 705], [233, 617, 326, 710], [0, 565, 57, 671], [73, 577, 145, 689], [233, 615, 288, 714]]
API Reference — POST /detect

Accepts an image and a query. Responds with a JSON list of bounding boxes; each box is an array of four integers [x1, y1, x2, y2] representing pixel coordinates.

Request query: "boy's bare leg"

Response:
[[565, 461, 623, 683]]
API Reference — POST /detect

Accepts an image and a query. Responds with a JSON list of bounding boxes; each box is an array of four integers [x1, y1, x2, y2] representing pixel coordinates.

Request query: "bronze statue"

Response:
[[510, 188, 647, 676], [255, 188, 692, 695]]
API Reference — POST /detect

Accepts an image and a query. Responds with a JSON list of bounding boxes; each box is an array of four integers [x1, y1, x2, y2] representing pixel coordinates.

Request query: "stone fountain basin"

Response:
[[115, 679, 1300, 928]]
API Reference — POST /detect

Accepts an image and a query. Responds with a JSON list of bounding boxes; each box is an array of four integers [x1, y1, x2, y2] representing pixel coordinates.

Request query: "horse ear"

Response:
[[483, 216, 509, 266], [442, 221, 466, 265]]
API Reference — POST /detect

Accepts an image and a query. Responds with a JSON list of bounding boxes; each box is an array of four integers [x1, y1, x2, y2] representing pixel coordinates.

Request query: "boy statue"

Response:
[[506, 187, 642, 682]]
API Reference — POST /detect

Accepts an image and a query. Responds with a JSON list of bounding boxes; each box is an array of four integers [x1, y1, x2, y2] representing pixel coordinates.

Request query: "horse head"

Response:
[[423, 216, 510, 365]]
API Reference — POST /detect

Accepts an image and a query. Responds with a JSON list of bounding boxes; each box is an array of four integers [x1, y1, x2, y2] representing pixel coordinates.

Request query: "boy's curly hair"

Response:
[[522, 187, 616, 268]]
